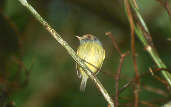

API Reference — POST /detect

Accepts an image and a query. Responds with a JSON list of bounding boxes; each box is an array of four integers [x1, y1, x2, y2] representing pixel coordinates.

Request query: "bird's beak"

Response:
[[75, 36, 81, 40]]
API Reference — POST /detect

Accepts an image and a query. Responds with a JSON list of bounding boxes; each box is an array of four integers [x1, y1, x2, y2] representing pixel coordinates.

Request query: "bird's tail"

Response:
[[80, 77, 88, 91]]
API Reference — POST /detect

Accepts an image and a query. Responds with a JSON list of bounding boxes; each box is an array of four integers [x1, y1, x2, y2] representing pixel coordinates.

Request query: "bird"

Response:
[[76, 34, 105, 91]]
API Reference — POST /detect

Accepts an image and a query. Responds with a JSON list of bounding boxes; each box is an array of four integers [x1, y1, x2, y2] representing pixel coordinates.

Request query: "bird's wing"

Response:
[[94, 48, 105, 75]]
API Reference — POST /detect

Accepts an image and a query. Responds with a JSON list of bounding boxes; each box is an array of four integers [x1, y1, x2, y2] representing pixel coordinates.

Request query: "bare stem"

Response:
[[124, 0, 140, 106], [105, 32, 122, 56], [17, 0, 114, 107], [126, 0, 171, 86], [106, 32, 129, 107], [114, 53, 128, 107]]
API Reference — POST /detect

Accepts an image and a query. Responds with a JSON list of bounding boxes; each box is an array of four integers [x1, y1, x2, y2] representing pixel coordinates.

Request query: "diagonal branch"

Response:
[[124, 0, 171, 87], [17, 0, 114, 107]]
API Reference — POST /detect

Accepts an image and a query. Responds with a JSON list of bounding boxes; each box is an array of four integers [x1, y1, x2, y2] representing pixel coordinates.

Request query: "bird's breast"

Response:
[[77, 42, 105, 73]]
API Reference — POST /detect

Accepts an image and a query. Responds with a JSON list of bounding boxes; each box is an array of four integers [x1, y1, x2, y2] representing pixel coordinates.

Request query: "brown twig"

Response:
[[124, 0, 140, 106], [119, 67, 170, 94], [136, 22, 154, 47], [105, 32, 122, 55], [149, 68, 170, 88], [119, 79, 134, 94], [120, 96, 158, 107], [129, 0, 171, 86], [140, 101, 157, 107], [143, 85, 168, 97], [106, 32, 129, 107], [114, 53, 129, 107]]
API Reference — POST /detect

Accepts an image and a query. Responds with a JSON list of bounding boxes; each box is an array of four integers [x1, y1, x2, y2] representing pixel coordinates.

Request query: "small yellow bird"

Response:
[[76, 34, 105, 91]]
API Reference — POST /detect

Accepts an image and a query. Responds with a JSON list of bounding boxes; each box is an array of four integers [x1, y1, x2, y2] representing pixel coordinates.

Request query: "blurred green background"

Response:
[[0, 0, 171, 107]]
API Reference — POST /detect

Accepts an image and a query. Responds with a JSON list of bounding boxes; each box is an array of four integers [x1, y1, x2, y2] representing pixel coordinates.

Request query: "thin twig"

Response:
[[143, 85, 168, 97], [120, 96, 158, 107], [153, 68, 171, 75], [140, 101, 157, 107], [106, 32, 129, 107], [105, 32, 122, 55], [119, 79, 134, 94], [149, 68, 169, 88], [114, 53, 128, 107], [128, 0, 171, 86], [119, 67, 171, 94], [17, 0, 114, 107], [124, 0, 140, 106]]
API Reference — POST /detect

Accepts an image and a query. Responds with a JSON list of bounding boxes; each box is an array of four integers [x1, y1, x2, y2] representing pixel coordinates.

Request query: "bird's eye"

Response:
[[87, 35, 91, 39]]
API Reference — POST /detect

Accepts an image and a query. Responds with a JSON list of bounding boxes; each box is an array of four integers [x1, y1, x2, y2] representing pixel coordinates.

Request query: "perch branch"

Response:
[[17, 0, 114, 107]]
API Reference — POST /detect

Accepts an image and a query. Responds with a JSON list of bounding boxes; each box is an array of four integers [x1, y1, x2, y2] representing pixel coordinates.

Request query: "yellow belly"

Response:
[[76, 42, 105, 78]]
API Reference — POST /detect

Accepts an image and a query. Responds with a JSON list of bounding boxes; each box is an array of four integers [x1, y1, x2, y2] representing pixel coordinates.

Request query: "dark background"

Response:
[[0, 0, 171, 107]]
